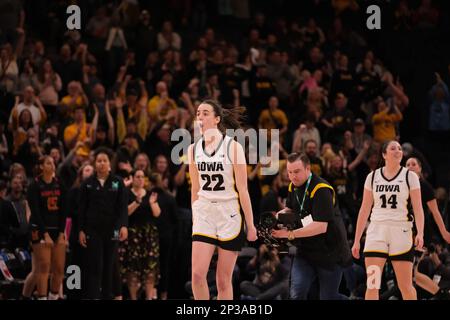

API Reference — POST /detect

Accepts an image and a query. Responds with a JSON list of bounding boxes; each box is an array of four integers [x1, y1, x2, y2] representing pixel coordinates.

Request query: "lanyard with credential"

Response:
[[294, 173, 312, 213]]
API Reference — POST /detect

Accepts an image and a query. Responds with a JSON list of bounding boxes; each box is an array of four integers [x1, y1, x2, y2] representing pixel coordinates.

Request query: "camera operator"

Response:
[[272, 153, 350, 300]]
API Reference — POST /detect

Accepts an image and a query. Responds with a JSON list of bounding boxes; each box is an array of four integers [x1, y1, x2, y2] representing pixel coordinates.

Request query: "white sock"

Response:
[[48, 292, 59, 300], [38, 296, 47, 300]]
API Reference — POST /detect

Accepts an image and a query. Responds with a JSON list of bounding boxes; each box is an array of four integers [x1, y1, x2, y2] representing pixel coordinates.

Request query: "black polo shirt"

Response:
[[286, 173, 340, 268]]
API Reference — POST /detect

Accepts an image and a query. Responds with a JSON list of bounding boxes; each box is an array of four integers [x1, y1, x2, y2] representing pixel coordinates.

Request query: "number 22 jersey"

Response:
[[364, 166, 420, 222], [194, 134, 238, 202]]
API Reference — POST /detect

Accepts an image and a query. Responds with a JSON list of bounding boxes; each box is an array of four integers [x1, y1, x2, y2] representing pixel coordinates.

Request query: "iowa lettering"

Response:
[[375, 185, 400, 192], [197, 162, 224, 172]]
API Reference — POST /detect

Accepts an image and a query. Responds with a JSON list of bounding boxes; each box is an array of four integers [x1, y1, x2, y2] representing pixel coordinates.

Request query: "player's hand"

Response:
[[415, 234, 424, 251], [57, 233, 66, 245], [246, 224, 258, 241], [351, 241, 360, 259], [43, 233, 54, 246]]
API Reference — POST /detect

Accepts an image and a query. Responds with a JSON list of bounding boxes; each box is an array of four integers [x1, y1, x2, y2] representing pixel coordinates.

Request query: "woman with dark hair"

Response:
[[405, 157, 450, 245], [188, 99, 257, 300], [352, 140, 424, 300], [27, 156, 67, 300], [78, 147, 128, 299], [405, 157, 450, 299], [119, 169, 160, 300]]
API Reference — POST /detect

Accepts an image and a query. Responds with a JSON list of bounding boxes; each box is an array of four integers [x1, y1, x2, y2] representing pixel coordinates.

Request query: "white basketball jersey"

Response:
[[194, 135, 238, 202], [365, 167, 420, 222]]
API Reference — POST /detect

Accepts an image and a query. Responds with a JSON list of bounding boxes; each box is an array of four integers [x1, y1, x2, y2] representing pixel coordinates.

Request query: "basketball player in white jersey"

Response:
[[188, 99, 257, 300], [352, 140, 424, 300]]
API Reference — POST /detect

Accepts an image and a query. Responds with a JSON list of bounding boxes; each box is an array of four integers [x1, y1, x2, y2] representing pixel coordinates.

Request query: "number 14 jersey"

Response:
[[194, 134, 238, 202], [364, 166, 420, 222]]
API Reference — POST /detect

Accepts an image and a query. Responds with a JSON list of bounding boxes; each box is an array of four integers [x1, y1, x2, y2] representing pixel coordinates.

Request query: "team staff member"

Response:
[[272, 152, 350, 300], [352, 141, 424, 300], [78, 147, 128, 299], [27, 156, 67, 300]]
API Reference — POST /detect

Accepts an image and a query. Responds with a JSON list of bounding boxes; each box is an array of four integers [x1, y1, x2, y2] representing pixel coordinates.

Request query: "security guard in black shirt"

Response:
[[272, 153, 350, 300]]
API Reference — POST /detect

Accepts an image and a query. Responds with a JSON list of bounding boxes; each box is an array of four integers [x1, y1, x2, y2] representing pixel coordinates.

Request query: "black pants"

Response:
[[67, 242, 86, 300], [158, 234, 174, 295], [84, 231, 118, 300]]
